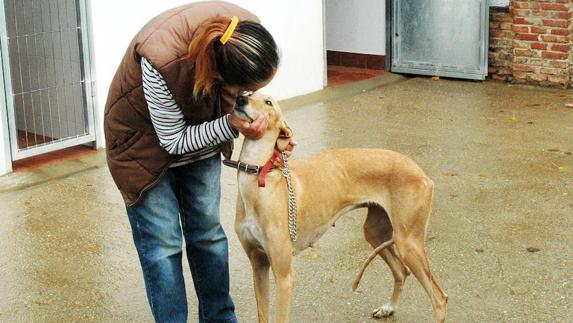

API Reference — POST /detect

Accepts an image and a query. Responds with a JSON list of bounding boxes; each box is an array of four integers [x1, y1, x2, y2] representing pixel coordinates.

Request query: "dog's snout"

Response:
[[236, 95, 248, 107]]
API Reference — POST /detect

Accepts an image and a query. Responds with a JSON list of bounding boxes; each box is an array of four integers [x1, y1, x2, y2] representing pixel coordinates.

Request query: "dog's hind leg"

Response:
[[363, 206, 410, 318], [391, 181, 448, 322]]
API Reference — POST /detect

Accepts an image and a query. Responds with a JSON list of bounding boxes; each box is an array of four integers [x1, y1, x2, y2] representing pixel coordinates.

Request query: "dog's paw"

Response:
[[372, 303, 395, 319]]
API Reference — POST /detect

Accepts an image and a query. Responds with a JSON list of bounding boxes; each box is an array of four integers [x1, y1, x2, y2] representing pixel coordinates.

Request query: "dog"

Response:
[[228, 92, 448, 322]]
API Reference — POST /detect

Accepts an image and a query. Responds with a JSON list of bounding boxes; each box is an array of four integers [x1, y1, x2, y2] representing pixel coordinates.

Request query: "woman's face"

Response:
[[226, 71, 275, 97]]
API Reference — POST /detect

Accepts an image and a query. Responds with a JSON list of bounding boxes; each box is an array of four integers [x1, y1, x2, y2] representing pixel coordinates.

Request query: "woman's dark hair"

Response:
[[188, 16, 279, 98]]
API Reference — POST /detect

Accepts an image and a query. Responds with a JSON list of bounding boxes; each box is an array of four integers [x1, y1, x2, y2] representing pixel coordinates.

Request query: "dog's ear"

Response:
[[276, 120, 293, 152]]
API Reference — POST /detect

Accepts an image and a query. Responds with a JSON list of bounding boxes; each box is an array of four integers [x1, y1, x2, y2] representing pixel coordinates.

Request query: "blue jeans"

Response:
[[126, 155, 236, 323]]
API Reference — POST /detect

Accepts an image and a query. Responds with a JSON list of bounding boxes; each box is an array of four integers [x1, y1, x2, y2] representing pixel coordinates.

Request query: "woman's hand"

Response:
[[229, 113, 269, 139], [274, 136, 297, 167], [279, 136, 297, 158]]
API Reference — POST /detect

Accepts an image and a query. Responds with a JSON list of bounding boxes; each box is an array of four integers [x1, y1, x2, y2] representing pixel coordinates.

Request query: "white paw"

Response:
[[372, 303, 395, 318]]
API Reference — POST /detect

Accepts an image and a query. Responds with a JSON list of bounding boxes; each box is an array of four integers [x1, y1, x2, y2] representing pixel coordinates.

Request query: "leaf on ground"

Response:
[[526, 247, 540, 253], [302, 252, 320, 260]]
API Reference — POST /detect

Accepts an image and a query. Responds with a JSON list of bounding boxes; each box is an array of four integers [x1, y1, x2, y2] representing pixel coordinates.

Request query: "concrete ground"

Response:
[[1, 75, 572, 323]]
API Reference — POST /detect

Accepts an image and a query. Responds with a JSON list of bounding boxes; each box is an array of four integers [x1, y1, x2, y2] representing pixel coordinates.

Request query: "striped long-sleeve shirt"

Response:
[[141, 57, 238, 168]]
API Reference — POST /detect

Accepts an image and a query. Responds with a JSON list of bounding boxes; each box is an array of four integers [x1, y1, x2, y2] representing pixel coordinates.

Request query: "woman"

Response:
[[104, 2, 293, 322]]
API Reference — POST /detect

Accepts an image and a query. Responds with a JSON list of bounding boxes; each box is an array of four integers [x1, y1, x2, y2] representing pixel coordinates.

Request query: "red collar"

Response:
[[258, 151, 284, 187]]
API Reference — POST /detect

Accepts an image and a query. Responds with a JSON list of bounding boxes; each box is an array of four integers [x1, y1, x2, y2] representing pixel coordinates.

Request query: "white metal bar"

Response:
[[38, 0, 55, 140], [56, 0, 71, 139], [0, 0, 22, 157], [47, 0, 64, 140], [78, 0, 97, 143], [0, 1, 13, 172], [23, 0, 39, 146], [31, 2, 47, 145], [64, 0, 80, 137], [12, 133, 95, 160]]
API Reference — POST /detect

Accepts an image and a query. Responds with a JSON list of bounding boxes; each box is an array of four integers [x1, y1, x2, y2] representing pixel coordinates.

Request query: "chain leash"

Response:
[[281, 151, 298, 242]]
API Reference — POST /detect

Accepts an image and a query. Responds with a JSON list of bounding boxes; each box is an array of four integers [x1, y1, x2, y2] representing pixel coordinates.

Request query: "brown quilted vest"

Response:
[[104, 1, 259, 206]]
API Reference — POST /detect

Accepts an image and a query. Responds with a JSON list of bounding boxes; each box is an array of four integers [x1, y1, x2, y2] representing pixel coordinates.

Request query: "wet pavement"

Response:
[[1, 75, 572, 322]]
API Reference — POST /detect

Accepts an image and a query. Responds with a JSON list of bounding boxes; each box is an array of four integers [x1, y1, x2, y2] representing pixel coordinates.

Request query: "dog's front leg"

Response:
[[268, 243, 294, 323], [247, 248, 271, 323]]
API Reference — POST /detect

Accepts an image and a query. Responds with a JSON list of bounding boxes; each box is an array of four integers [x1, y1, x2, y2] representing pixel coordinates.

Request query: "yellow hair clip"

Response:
[[220, 16, 239, 45]]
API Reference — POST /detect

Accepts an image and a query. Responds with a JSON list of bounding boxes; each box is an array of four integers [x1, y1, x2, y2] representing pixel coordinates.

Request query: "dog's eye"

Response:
[[264, 100, 273, 106]]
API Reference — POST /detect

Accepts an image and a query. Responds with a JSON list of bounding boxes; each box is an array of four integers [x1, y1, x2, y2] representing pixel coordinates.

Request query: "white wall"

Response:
[[90, 0, 325, 148], [325, 0, 385, 55]]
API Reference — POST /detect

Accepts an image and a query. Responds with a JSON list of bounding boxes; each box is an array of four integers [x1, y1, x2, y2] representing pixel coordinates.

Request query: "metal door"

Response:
[[391, 0, 489, 80], [0, 0, 96, 160]]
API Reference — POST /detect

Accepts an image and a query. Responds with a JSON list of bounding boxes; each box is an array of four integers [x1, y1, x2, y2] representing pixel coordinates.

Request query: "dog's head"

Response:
[[234, 92, 293, 151]]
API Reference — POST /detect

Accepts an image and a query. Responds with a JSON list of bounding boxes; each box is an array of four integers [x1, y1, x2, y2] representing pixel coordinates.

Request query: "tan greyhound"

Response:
[[229, 92, 448, 322]]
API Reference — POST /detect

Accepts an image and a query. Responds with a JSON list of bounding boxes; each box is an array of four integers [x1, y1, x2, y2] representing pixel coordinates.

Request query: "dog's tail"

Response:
[[352, 238, 395, 291]]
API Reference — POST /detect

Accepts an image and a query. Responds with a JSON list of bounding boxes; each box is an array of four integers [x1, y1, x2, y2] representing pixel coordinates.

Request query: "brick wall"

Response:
[[488, 0, 572, 88], [489, 7, 515, 81]]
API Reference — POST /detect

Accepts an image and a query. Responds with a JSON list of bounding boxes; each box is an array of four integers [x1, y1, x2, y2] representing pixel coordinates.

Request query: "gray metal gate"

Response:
[[0, 0, 95, 160], [391, 0, 489, 80]]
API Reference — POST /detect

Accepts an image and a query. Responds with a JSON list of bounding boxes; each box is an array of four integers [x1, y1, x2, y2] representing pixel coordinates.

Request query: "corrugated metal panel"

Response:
[[391, 0, 489, 80]]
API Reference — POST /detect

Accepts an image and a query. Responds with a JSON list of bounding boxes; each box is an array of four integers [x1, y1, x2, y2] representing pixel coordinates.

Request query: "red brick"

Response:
[[543, 20, 570, 28], [540, 67, 561, 75], [490, 22, 501, 29], [542, 51, 569, 60], [517, 33, 540, 41], [491, 13, 513, 23], [513, 40, 529, 49], [491, 74, 509, 81], [514, 1, 541, 9], [540, 3, 569, 11], [513, 9, 532, 17], [545, 60, 568, 69], [532, 11, 550, 17], [550, 29, 570, 36], [551, 44, 571, 52], [527, 74, 547, 82], [515, 49, 536, 57], [514, 17, 534, 25], [500, 22, 513, 30], [529, 58, 544, 66], [512, 25, 529, 33], [513, 71, 528, 80], [498, 39, 514, 47], [514, 56, 530, 64], [548, 75, 569, 85], [529, 73, 548, 82], [530, 27, 547, 34], [491, 30, 514, 38], [497, 67, 513, 75], [531, 42, 548, 50], [541, 34, 571, 43], [513, 65, 535, 72], [552, 12, 572, 20]]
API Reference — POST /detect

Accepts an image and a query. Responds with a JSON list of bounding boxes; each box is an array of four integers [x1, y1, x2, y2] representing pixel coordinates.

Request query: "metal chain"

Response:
[[281, 151, 298, 242]]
